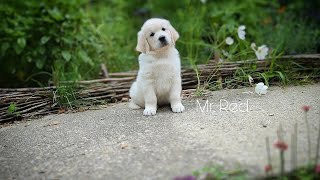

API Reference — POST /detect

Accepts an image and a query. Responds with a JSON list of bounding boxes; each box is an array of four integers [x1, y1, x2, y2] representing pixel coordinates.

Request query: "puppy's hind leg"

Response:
[[128, 100, 141, 109], [129, 82, 142, 109]]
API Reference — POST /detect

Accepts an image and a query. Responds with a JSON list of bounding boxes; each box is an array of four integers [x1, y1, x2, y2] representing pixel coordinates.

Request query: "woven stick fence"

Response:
[[1, 54, 319, 123]]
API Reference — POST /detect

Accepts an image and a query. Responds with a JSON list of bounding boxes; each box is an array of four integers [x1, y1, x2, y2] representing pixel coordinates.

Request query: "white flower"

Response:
[[200, 0, 207, 3], [255, 82, 268, 95], [225, 37, 234, 45], [221, 49, 229, 57], [237, 25, 246, 40], [251, 43, 269, 60]]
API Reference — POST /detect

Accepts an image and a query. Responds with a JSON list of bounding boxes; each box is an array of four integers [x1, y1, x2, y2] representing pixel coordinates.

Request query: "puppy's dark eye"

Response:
[[162, 28, 166, 31], [150, 32, 155, 37]]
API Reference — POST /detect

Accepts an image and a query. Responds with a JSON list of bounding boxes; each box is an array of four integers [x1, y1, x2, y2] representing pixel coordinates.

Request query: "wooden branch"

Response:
[[0, 86, 56, 92], [101, 63, 109, 78]]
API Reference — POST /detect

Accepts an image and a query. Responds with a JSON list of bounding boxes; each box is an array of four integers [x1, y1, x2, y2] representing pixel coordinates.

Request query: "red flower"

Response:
[[302, 105, 311, 112], [274, 141, 288, 151], [264, 165, 272, 173], [315, 165, 320, 174]]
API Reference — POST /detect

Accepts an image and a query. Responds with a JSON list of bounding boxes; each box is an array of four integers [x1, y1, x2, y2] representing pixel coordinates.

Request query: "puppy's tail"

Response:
[[128, 100, 141, 109]]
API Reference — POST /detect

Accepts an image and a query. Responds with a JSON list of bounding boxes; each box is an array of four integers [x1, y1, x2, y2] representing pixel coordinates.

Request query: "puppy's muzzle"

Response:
[[159, 36, 168, 46]]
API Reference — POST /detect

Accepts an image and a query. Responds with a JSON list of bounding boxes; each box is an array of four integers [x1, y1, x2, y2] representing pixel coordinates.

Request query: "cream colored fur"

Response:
[[129, 18, 185, 116]]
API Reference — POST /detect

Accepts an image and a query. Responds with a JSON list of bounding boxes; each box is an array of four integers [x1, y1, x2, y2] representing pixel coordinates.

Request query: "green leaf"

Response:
[[1, 42, 10, 55], [27, 56, 32, 62], [78, 50, 93, 65], [38, 47, 45, 55], [14, 44, 23, 54], [62, 37, 72, 45], [41, 36, 50, 44], [48, 8, 63, 21], [275, 71, 287, 84], [8, 103, 17, 114], [61, 51, 71, 62], [36, 59, 45, 69], [17, 37, 26, 48]]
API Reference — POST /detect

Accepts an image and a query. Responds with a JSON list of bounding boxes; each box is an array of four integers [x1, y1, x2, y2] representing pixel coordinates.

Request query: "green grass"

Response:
[[84, 0, 319, 95], [86, 0, 319, 73], [53, 85, 77, 109], [7, 102, 20, 117], [254, 17, 320, 55], [1, 0, 319, 88], [88, 6, 138, 72], [263, 165, 320, 180], [192, 165, 248, 180], [188, 164, 320, 180]]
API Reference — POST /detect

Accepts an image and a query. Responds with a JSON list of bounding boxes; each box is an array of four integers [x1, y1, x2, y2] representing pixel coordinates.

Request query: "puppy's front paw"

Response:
[[172, 104, 185, 113], [143, 108, 157, 116]]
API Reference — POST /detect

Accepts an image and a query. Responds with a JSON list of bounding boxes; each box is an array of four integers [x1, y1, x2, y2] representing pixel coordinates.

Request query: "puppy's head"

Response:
[[136, 18, 179, 54]]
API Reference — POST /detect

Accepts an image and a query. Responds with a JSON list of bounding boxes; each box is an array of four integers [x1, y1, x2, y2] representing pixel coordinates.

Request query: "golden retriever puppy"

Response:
[[129, 18, 185, 116]]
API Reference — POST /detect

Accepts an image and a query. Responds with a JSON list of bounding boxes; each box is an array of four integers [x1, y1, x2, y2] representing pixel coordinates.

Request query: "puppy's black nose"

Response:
[[159, 36, 166, 42]]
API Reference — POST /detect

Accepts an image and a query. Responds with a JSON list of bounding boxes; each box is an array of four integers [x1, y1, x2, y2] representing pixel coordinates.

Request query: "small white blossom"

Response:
[[251, 43, 269, 60], [221, 49, 229, 57], [237, 25, 246, 40], [200, 0, 207, 4], [225, 37, 234, 45], [255, 82, 268, 95], [250, 42, 256, 49]]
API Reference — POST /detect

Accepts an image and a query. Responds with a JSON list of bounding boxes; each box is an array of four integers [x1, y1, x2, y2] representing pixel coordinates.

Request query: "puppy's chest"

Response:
[[145, 62, 177, 81]]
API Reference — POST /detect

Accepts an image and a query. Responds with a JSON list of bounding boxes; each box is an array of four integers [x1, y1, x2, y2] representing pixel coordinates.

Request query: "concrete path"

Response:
[[1, 84, 320, 180]]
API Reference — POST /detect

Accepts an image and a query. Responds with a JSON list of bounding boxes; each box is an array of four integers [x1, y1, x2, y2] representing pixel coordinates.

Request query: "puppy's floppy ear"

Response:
[[136, 31, 149, 53], [167, 22, 179, 44]]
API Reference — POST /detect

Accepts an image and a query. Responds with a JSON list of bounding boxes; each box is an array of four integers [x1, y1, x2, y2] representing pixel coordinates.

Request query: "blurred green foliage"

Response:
[[0, 0, 319, 87], [88, 0, 320, 70], [0, 0, 103, 87]]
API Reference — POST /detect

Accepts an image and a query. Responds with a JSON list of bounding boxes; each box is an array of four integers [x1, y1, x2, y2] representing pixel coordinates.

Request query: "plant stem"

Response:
[[294, 123, 298, 168], [291, 123, 298, 171], [291, 133, 295, 170], [277, 123, 284, 141], [280, 150, 285, 178], [266, 137, 273, 174], [304, 111, 311, 163], [290, 122, 298, 170], [316, 116, 320, 165]]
